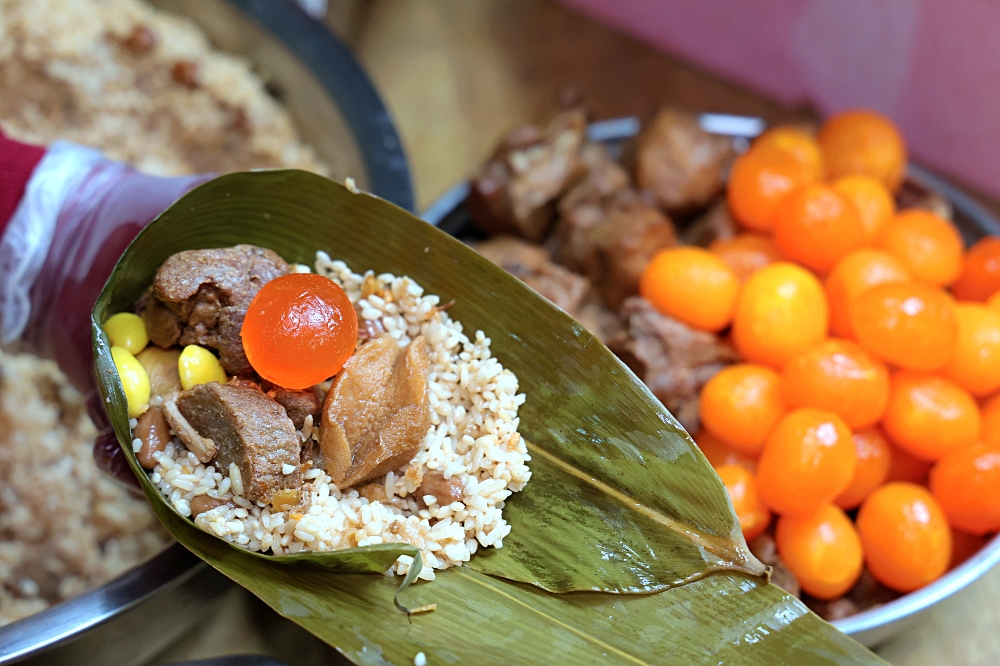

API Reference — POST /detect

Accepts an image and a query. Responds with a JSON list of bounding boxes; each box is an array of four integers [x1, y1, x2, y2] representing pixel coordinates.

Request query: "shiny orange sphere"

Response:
[[709, 232, 783, 283], [242, 273, 359, 389], [694, 429, 758, 472], [875, 210, 965, 288], [639, 247, 739, 332], [776, 504, 863, 599], [699, 364, 786, 455], [717, 464, 771, 542], [772, 184, 865, 274], [856, 482, 952, 593], [952, 236, 1000, 302], [943, 303, 1000, 397], [833, 175, 896, 244], [882, 372, 981, 461], [756, 408, 856, 516], [930, 441, 1000, 535], [818, 109, 908, 192], [727, 145, 813, 232], [851, 282, 957, 371], [982, 393, 1000, 448], [835, 427, 893, 510], [780, 339, 890, 429], [988, 290, 1000, 316], [752, 126, 824, 182], [885, 441, 933, 484], [825, 249, 911, 338], [732, 262, 829, 368]]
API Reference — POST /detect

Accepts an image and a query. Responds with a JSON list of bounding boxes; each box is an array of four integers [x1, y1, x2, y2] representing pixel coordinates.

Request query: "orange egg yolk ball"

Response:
[[856, 482, 951, 593], [242, 273, 358, 389], [756, 408, 856, 516], [776, 504, 863, 599]]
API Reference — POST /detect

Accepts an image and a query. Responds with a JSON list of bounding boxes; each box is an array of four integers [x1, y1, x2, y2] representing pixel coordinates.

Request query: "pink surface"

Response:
[[563, 0, 1000, 198]]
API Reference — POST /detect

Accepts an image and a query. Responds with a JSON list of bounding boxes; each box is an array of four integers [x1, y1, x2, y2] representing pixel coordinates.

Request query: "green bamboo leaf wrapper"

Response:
[[93, 170, 883, 664]]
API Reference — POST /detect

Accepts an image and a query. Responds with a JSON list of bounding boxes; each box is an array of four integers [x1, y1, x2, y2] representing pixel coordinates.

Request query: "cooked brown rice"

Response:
[[0, 0, 327, 176], [0, 352, 169, 626], [145, 254, 531, 579]]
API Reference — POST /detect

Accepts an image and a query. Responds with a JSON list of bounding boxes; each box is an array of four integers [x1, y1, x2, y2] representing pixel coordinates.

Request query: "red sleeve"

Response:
[[0, 129, 46, 238]]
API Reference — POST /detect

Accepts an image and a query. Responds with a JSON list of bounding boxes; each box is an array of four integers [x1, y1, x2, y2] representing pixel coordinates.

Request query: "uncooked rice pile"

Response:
[[145, 253, 531, 580], [0, 352, 168, 626], [0, 0, 327, 176]]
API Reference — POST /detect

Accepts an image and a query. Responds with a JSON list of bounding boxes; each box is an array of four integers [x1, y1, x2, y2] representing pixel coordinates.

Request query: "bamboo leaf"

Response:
[[93, 170, 884, 664]]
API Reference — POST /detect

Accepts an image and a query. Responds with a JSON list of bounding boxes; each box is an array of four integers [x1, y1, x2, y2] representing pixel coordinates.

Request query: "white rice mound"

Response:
[[143, 252, 531, 580]]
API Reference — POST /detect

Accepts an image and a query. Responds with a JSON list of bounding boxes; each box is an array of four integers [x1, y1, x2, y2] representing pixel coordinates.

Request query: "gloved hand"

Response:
[[0, 132, 211, 489]]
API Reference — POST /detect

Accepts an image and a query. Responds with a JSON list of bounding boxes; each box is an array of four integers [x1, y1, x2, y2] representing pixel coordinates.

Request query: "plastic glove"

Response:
[[0, 133, 210, 489]]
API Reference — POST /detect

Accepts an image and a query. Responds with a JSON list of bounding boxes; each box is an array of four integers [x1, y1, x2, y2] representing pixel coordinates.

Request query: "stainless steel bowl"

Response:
[[0, 1, 411, 663], [421, 119, 1000, 650]]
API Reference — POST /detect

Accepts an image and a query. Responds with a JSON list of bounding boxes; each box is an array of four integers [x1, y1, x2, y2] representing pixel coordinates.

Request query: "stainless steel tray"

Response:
[[0, 1, 411, 663], [421, 115, 1000, 649]]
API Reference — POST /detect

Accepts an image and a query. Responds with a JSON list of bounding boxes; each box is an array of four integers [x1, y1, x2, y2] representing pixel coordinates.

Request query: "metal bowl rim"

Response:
[[832, 532, 1000, 635]]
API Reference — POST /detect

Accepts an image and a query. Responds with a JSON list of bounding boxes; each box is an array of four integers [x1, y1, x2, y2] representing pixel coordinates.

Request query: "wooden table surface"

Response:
[[342, 2, 1000, 664]]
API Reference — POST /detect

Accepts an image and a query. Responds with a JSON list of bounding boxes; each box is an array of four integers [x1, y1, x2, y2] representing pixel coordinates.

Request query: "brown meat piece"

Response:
[[468, 110, 587, 241], [475, 236, 591, 315], [551, 143, 632, 268], [273, 387, 321, 430], [805, 597, 859, 622], [612, 297, 738, 432], [585, 195, 678, 308], [573, 301, 626, 345], [680, 200, 739, 247], [553, 144, 677, 309], [556, 190, 677, 309], [636, 108, 734, 212], [215, 307, 253, 375], [417, 471, 464, 505], [144, 244, 289, 374], [162, 396, 217, 463], [842, 568, 898, 612], [558, 143, 631, 213], [749, 533, 801, 598], [140, 292, 183, 348], [320, 335, 430, 488], [176, 382, 301, 503], [475, 236, 625, 344]]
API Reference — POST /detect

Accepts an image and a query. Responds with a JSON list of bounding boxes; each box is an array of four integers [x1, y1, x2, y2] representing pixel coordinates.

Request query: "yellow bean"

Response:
[[104, 313, 149, 355], [178, 345, 227, 391], [110, 346, 150, 417]]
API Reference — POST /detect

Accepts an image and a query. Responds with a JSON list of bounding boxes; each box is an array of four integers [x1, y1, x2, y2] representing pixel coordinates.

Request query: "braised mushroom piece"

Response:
[[320, 335, 431, 489], [141, 244, 289, 375], [174, 382, 302, 504]]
